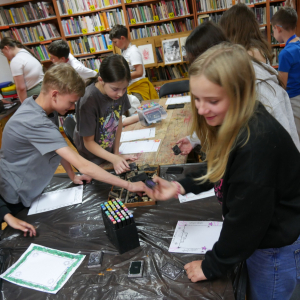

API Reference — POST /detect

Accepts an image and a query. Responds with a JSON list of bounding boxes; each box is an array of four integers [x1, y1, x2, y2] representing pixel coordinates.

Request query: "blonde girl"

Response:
[[146, 43, 300, 300]]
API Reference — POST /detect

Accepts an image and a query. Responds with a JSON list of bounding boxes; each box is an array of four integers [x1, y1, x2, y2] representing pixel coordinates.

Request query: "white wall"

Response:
[[0, 55, 13, 83]]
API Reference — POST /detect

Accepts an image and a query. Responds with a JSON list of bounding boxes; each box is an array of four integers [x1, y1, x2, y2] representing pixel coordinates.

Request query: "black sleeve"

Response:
[[178, 164, 214, 194], [201, 182, 275, 279], [0, 196, 11, 222]]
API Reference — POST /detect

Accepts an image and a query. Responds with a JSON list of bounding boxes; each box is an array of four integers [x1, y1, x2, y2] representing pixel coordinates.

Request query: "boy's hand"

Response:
[[4, 214, 36, 237], [73, 174, 92, 184], [128, 181, 146, 193], [184, 260, 207, 282], [176, 137, 193, 155], [112, 155, 130, 174]]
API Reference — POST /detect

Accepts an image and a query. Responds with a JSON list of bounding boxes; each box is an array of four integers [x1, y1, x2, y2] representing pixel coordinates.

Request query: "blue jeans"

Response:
[[246, 235, 300, 300]]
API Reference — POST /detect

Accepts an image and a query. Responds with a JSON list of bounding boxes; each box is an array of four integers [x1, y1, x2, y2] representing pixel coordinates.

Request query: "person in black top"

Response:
[[146, 43, 300, 300]]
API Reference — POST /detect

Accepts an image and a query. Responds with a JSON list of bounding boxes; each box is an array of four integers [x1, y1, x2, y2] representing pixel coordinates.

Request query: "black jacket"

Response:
[[179, 103, 300, 280]]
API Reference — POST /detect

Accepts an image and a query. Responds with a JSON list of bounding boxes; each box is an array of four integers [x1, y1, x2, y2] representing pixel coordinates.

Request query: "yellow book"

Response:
[[21, 7, 29, 21], [99, 13, 105, 27], [8, 10, 15, 24], [104, 0, 110, 7], [68, 41, 74, 54]]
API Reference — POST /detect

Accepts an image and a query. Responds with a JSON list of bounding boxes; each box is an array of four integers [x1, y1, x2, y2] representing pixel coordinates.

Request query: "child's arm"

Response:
[[4, 213, 36, 236], [13, 75, 27, 102], [123, 115, 139, 126], [278, 71, 288, 89], [60, 158, 92, 184], [130, 64, 144, 80], [113, 117, 123, 155], [83, 135, 130, 174], [56, 146, 145, 192]]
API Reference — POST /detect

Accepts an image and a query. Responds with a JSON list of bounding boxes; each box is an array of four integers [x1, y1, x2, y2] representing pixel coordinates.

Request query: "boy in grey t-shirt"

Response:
[[0, 64, 145, 237]]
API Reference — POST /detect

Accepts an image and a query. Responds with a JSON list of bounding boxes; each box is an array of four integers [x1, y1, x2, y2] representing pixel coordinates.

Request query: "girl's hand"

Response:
[[145, 176, 178, 201], [176, 137, 193, 155], [4, 214, 36, 237], [113, 155, 130, 174], [184, 260, 207, 282], [73, 174, 92, 184], [119, 154, 138, 161]]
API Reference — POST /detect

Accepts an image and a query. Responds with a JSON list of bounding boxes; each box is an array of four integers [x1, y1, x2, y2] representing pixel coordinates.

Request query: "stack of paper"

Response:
[[165, 96, 191, 105], [119, 139, 161, 154]]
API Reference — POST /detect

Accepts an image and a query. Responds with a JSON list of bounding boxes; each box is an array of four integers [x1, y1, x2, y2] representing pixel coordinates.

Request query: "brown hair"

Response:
[[271, 7, 298, 31], [42, 64, 85, 97], [0, 37, 41, 62], [189, 43, 257, 183], [219, 3, 273, 64], [109, 24, 128, 40]]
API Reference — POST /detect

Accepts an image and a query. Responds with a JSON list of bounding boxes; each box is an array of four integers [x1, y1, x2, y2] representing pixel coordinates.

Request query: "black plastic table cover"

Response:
[[0, 173, 234, 300]]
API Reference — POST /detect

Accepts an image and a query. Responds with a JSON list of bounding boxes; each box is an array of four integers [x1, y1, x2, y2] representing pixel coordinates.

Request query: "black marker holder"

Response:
[[101, 209, 140, 254]]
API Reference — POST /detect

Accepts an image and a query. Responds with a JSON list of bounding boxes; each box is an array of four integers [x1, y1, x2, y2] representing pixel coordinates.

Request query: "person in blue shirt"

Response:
[[271, 7, 300, 139]]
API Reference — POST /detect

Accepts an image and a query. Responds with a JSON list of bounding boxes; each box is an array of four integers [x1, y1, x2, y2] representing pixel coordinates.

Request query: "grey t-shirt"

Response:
[[0, 97, 67, 207], [74, 83, 131, 165]]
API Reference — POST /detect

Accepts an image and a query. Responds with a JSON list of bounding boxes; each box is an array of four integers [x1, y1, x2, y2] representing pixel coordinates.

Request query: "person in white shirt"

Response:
[[48, 40, 97, 82], [110, 25, 158, 102], [0, 37, 44, 102]]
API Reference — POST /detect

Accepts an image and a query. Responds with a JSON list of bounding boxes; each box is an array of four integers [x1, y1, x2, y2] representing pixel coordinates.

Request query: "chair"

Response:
[[63, 116, 77, 149], [159, 80, 190, 98]]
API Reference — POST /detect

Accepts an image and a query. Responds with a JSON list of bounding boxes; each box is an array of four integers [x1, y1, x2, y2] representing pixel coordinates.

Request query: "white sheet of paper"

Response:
[[178, 188, 215, 203], [0, 243, 85, 294], [120, 128, 156, 142], [169, 221, 222, 254], [119, 139, 161, 154], [28, 185, 83, 216], [165, 96, 191, 105]]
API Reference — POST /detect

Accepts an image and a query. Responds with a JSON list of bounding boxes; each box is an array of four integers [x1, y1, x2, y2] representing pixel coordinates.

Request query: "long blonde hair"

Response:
[[189, 43, 258, 183]]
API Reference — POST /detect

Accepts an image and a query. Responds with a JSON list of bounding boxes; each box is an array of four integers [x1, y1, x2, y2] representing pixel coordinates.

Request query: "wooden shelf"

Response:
[[254, 1, 267, 5], [60, 4, 122, 18], [65, 29, 111, 39], [272, 43, 285, 47], [125, 0, 158, 6], [0, 0, 33, 7], [272, 65, 278, 68], [23, 37, 61, 46], [270, 0, 285, 3], [259, 24, 267, 27], [9, 17, 57, 28], [197, 8, 227, 15], [129, 14, 193, 27], [41, 60, 51, 63], [73, 49, 113, 57]]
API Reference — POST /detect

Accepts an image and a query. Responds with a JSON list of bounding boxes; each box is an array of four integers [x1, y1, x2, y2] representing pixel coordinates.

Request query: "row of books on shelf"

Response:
[[68, 33, 112, 55], [196, 0, 232, 13], [271, 47, 282, 66], [126, 0, 190, 24], [253, 7, 266, 25], [130, 18, 194, 39], [146, 63, 189, 82], [1, 23, 60, 44], [78, 54, 109, 70], [31, 44, 50, 61], [0, 2, 55, 26], [270, 2, 284, 18], [56, 0, 121, 16], [62, 9, 125, 36]]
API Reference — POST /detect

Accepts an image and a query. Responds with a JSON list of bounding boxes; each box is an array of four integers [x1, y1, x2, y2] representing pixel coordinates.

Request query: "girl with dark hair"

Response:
[[74, 54, 138, 174], [0, 37, 44, 102], [176, 21, 300, 155], [219, 3, 273, 64]]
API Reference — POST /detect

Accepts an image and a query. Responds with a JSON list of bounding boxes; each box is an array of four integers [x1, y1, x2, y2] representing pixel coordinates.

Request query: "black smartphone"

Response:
[[128, 261, 144, 278]]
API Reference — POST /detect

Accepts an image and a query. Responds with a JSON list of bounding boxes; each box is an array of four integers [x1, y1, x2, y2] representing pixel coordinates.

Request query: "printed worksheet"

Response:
[[0, 243, 85, 294], [178, 188, 215, 203], [120, 128, 156, 142], [169, 221, 223, 254], [28, 185, 83, 215], [119, 139, 161, 154], [165, 96, 191, 105]]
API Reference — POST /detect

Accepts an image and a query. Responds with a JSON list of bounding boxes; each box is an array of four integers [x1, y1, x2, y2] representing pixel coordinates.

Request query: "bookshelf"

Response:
[[0, 0, 298, 85]]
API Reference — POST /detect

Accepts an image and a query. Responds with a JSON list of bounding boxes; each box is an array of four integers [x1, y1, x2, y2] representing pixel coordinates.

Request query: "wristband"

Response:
[[172, 181, 181, 199]]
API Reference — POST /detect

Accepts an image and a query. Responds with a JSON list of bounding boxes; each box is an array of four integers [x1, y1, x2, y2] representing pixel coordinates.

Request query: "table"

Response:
[[101, 98, 193, 169], [0, 171, 234, 300]]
